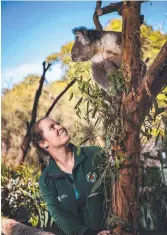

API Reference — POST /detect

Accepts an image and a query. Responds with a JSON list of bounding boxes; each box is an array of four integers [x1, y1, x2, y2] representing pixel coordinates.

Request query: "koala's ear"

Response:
[[73, 27, 90, 45], [75, 31, 89, 45]]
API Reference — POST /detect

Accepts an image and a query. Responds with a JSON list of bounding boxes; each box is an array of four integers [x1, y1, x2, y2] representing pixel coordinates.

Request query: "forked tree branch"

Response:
[[96, 1, 145, 17], [94, 1, 145, 30]]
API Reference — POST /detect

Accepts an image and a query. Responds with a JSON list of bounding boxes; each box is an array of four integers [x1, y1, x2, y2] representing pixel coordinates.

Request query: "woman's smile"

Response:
[[59, 128, 68, 136]]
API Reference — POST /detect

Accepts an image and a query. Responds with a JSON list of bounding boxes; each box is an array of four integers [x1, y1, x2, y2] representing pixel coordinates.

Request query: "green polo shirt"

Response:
[[39, 144, 107, 235]]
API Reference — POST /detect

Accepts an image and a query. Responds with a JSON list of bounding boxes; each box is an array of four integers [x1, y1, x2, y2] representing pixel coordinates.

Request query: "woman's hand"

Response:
[[97, 230, 112, 235]]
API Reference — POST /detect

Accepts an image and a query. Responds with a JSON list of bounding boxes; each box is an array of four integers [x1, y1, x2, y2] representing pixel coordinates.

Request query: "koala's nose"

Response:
[[71, 54, 74, 61], [71, 53, 76, 61]]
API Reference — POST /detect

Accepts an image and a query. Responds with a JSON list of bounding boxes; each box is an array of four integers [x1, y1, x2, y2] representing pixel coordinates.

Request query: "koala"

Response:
[[71, 27, 146, 89]]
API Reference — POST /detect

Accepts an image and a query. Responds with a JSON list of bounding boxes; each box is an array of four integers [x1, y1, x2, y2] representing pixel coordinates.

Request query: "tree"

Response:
[[93, 1, 167, 235]]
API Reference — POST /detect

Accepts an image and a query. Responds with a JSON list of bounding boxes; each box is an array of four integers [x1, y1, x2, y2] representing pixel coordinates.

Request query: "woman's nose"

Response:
[[56, 124, 63, 130]]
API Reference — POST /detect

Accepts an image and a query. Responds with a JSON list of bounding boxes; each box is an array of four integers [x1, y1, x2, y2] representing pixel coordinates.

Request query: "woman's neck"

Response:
[[49, 146, 74, 173]]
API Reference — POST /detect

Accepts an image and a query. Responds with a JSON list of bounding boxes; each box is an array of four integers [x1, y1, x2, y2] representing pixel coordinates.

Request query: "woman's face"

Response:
[[39, 118, 71, 149]]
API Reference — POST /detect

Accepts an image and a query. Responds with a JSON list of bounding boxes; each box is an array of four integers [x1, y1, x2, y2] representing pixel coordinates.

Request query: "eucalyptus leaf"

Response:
[[91, 178, 102, 193], [74, 97, 83, 110], [69, 92, 73, 101], [77, 146, 81, 156]]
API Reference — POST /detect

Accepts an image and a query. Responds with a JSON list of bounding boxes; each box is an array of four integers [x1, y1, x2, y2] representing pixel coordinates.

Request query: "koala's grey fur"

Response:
[[71, 27, 146, 89]]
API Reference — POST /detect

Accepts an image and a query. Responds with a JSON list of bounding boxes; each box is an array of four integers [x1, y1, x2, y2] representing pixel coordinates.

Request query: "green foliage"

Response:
[[1, 163, 53, 228], [74, 69, 126, 153]]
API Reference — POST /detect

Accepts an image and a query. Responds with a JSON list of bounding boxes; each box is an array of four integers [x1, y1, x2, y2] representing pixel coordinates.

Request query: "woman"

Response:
[[32, 117, 110, 235]]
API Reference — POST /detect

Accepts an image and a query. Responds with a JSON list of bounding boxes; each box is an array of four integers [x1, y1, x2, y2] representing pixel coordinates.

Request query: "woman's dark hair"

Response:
[[31, 117, 48, 155]]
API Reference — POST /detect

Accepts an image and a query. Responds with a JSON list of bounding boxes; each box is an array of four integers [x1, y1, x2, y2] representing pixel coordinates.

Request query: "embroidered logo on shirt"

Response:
[[86, 172, 97, 183], [58, 194, 68, 202]]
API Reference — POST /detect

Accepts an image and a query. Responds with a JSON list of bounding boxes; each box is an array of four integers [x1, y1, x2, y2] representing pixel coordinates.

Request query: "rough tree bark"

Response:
[[112, 1, 167, 235], [112, 3, 141, 235]]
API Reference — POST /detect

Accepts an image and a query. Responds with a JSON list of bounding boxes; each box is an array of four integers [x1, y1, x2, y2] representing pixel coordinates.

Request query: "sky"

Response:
[[1, 1, 167, 90]]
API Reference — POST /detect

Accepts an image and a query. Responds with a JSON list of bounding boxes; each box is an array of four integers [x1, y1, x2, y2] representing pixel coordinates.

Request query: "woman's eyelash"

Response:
[[49, 122, 60, 130]]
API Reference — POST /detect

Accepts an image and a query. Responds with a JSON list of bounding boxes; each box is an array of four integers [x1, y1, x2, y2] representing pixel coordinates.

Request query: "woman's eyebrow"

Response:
[[48, 123, 54, 130], [50, 119, 60, 125]]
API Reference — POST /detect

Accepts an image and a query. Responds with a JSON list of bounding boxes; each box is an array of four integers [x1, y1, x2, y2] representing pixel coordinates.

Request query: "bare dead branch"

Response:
[[93, 0, 103, 30], [29, 61, 52, 129], [45, 78, 76, 117], [16, 61, 51, 165]]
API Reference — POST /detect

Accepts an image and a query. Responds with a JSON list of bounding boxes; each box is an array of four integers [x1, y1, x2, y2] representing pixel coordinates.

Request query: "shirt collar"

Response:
[[47, 143, 87, 179]]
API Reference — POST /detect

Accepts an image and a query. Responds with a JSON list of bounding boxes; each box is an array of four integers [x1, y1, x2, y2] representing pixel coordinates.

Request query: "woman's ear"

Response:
[[39, 140, 49, 149]]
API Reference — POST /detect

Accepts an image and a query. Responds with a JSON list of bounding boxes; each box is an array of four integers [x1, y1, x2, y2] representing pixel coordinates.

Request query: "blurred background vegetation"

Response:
[[1, 19, 167, 232]]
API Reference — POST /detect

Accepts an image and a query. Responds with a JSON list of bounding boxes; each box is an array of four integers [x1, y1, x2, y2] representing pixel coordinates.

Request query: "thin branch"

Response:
[[45, 78, 76, 117], [93, 0, 103, 30]]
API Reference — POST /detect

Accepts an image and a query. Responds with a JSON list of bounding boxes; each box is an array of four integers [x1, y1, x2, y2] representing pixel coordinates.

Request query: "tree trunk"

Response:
[[112, 2, 141, 235], [111, 1, 167, 234]]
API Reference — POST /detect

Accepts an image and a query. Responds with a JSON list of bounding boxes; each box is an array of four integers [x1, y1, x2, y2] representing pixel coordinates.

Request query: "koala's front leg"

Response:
[[92, 62, 109, 89]]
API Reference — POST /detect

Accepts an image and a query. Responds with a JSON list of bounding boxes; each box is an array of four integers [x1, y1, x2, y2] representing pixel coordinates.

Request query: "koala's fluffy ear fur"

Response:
[[75, 31, 87, 45], [72, 27, 90, 45]]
